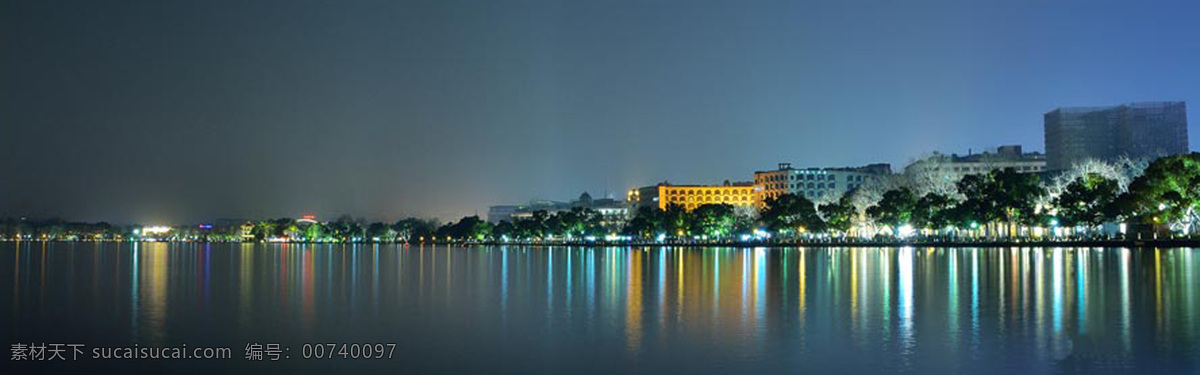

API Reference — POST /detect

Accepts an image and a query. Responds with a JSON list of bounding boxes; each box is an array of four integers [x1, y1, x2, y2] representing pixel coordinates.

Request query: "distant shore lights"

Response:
[[141, 226, 171, 235]]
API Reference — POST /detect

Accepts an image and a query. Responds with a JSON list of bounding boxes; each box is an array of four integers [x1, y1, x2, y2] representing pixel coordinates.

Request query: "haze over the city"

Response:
[[1, 0, 1197, 224]]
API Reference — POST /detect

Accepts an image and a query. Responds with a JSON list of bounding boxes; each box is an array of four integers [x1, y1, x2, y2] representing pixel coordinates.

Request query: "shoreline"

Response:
[[469, 239, 1200, 248], [4, 239, 1199, 248]]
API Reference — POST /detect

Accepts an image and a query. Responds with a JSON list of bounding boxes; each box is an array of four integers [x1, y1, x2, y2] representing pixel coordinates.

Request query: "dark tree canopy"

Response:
[[691, 204, 737, 238], [761, 194, 824, 235], [956, 168, 1045, 227], [867, 187, 917, 231], [1053, 173, 1120, 227], [1116, 153, 1200, 227], [819, 195, 857, 235], [912, 193, 958, 230]]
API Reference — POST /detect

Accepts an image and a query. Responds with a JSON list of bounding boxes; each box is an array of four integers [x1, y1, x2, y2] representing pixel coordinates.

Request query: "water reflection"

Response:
[[1, 244, 1198, 374]]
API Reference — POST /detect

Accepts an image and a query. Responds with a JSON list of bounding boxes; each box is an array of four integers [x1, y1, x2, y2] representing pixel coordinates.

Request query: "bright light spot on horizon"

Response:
[[141, 226, 171, 235], [752, 229, 770, 240], [897, 224, 915, 239]]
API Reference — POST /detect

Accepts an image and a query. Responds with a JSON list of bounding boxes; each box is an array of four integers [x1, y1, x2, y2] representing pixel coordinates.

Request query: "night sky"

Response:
[[1, 0, 1197, 224]]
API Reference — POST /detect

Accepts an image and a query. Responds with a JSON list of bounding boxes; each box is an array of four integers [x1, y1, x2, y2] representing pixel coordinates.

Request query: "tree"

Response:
[[955, 168, 1045, 237], [551, 207, 603, 239], [516, 210, 551, 239], [576, 208, 603, 236], [900, 154, 969, 198], [543, 212, 564, 239], [435, 216, 494, 241], [624, 207, 665, 239], [493, 220, 515, 240], [252, 220, 277, 241], [866, 187, 917, 236], [282, 223, 302, 240], [1053, 173, 1120, 228], [366, 222, 397, 242], [304, 222, 326, 242], [912, 193, 958, 231], [1047, 157, 1146, 199], [760, 194, 824, 236], [393, 218, 438, 243], [819, 195, 857, 236], [954, 173, 999, 226], [691, 204, 736, 238], [663, 204, 693, 238], [995, 168, 1048, 228], [270, 218, 294, 238], [848, 154, 962, 223], [328, 215, 365, 242], [732, 211, 757, 238], [1118, 153, 1200, 233], [442, 215, 493, 240]]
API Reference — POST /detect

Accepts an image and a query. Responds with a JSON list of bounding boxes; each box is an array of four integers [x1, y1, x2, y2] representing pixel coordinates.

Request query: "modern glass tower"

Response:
[[1044, 101, 1188, 171]]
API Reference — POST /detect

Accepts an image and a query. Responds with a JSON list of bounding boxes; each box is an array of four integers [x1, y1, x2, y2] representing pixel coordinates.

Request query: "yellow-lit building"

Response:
[[240, 222, 256, 241], [628, 181, 756, 211]]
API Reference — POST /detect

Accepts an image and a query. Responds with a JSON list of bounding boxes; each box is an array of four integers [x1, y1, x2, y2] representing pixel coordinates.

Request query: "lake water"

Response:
[[2, 243, 1198, 374]]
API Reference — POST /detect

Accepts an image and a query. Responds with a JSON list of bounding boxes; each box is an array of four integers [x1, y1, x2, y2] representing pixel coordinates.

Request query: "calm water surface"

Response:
[[1, 243, 1198, 374]]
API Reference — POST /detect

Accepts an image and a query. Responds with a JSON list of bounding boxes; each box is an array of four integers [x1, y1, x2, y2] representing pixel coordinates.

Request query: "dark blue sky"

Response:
[[1, 0, 1196, 224]]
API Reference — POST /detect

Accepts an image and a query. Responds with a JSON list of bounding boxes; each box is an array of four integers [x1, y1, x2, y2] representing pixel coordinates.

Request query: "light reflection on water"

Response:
[[2, 243, 1198, 374]]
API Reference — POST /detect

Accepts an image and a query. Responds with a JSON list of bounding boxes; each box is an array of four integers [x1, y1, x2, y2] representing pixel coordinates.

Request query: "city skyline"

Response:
[[3, 0, 1199, 224]]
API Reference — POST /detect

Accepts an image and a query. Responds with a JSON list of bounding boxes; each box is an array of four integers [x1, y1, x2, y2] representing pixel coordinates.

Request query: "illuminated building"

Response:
[[297, 214, 318, 224], [628, 181, 755, 211], [1045, 101, 1188, 171], [140, 226, 172, 235], [240, 222, 255, 241], [486, 205, 522, 223], [489, 192, 631, 229], [904, 145, 1046, 181], [754, 163, 890, 205]]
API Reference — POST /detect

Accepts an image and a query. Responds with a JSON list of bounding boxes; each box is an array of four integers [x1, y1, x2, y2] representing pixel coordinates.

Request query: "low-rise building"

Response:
[[489, 192, 631, 229], [754, 163, 891, 205], [486, 205, 522, 223], [240, 222, 255, 241], [905, 145, 1046, 180], [628, 181, 756, 211]]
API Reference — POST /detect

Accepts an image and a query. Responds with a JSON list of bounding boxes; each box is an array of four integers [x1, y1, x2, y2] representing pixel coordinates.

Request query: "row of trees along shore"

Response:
[[3, 153, 1198, 244], [457, 152, 1198, 242]]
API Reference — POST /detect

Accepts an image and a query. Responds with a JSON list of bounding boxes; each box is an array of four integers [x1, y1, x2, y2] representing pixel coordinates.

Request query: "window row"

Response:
[[666, 196, 750, 202], [762, 173, 869, 182], [665, 189, 748, 196], [952, 165, 1044, 172]]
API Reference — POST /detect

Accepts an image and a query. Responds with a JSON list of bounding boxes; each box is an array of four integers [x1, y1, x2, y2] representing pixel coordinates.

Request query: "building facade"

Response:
[[489, 192, 631, 229], [904, 145, 1046, 181], [628, 181, 755, 211], [1045, 101, 1188, 171], [486, 205, 522, 223], [754, 163, 890, 205]]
